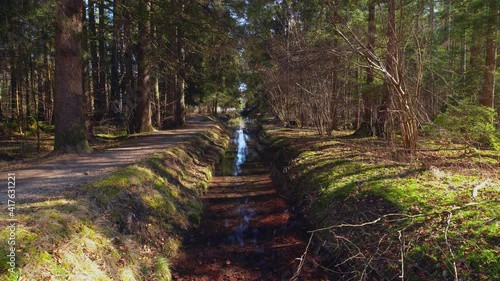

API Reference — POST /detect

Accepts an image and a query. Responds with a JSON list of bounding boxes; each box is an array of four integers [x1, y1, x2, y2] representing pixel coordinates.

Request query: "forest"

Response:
[[0, 0, 499, 280]]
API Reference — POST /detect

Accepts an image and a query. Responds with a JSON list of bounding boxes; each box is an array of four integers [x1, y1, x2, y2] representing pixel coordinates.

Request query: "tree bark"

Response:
[[134, 0, 152, 133], [54, 0, 89, 152]]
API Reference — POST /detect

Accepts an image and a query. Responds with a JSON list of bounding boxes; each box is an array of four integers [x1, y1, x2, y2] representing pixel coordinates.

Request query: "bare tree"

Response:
[[332, 1, 419, 156]]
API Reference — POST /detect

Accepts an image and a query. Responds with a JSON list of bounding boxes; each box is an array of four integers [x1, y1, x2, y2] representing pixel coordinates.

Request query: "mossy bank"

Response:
[[258, 126, 499, 281], [0, 122, 230, 281]]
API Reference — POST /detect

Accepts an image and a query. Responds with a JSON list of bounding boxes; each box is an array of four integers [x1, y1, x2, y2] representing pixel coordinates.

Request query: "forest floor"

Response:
[[260, 126, 499, 280], [0, 115, 218, 204]]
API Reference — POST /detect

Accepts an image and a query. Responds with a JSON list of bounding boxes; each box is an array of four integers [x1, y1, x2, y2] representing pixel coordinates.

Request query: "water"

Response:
[[233, 127, 249, 176], [172, 120, 328, 280]]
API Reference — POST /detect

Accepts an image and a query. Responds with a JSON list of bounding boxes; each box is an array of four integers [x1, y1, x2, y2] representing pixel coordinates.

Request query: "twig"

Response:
[[308, 217, 382, 234], [290, 232, 314, 281], [398, 230, 404, 281], [444, 212, 459, 281], [308, 200, 498, 233]]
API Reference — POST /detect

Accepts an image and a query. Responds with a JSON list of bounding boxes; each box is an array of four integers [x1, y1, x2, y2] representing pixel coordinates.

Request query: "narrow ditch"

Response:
[[172, 121, 328, 280]]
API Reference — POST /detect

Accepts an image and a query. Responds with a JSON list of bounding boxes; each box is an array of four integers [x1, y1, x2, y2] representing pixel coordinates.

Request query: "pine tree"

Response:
[[54, 0, 89, 151]]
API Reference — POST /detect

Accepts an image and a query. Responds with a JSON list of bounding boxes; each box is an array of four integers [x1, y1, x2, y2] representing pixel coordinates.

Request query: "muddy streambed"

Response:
[[172, 123, 328, 280]]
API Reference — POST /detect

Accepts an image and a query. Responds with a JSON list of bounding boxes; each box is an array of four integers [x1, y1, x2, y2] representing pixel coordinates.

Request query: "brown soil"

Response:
[[172, 136, 328, 280]]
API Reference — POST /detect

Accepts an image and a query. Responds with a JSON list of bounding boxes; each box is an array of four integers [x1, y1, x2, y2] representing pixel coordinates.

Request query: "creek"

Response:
[[172, 120, 328, 280]]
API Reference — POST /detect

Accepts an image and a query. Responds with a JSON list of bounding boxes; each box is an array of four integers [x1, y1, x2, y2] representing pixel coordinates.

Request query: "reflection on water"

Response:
[[233, 127, 249, 176], [228, 206, 258, 246], [228, 123, 257, 247]]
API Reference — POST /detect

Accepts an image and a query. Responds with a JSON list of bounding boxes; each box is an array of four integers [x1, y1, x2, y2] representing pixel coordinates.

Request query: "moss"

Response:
[[262, 125, 500, 280], [0, 122, 230, 280]]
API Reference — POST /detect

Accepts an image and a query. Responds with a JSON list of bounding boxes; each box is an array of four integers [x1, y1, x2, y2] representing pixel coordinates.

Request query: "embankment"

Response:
[[256, 125, 499, 281], [0, 122, 229, 281]]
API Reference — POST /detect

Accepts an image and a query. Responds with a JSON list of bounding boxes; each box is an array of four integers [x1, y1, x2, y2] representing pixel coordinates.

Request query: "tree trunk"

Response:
[[444, 0, 451, 52], [174, 0, 186, 127], [354, 0, 376, 137], [46, 43, 55, 124], [134, 0, 152, 133], [328, 69, 338, 135], [88, 0, 99, 122], [122, 0, 135, 133], [151, 75, 161, 128], [54, 0, 88, 152], [481, 2, 498, 108], [24, 57, 31, 118], [164, 72, 176, 129], [82, 0, 95, 143], [174, 36, 186, 127], [150, 5, 161, 129], [385, 0, 418, 156], [110, 0, 121, 117], [96, 0, 107, 119], [10, 52, 19, 123]]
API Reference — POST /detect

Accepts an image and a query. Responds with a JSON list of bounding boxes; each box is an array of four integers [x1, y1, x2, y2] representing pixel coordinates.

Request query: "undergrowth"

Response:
[[0, 123, 229, 280], [261, 126, 499, 281]]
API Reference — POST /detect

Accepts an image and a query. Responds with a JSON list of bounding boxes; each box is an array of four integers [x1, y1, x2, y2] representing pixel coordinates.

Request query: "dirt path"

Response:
[[172, 129, 328, 281], [0, 116, 218, 204]]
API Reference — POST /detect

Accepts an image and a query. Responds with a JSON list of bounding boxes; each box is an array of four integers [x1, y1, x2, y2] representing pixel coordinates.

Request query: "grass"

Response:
[[261, 125, 499, 281], [0, 123, 230, 281]]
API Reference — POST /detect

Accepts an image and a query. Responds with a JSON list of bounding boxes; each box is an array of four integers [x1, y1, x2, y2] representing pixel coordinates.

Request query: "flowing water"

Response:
[[172, 121, 328, 280]]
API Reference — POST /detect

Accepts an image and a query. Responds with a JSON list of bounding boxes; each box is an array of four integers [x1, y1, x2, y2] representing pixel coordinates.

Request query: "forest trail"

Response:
[[0, 116, 218, 204], [172, 126, 328, 281]]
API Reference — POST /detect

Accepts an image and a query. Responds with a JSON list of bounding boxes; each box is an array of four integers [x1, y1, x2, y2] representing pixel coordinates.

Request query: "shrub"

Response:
[[435, 101, 499, 149]]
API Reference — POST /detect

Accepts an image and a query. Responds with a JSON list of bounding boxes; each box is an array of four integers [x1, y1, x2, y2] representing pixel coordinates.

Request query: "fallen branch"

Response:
[[398, 230, 405, 281], [472, 179, 490, 199], [289, 200, 498, 280], [307, 200, 498, 234], [444, 212, 459, 281]]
